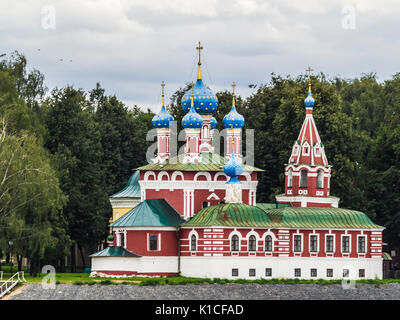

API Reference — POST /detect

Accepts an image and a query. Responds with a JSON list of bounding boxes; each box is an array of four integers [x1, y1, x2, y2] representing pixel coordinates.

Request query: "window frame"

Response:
[[293, 234, 303, 253], [341, 235, 351, 254], [248, 235, 257, 252], [326, 234, 335, 253], [264, 235, 273, 252], [316, 170, 324, 189], [299, 169, 308, 188], [357, 235, 366, 254], [310, 268, 317, 278], [231, 234, 240, 252], [249, 268, 256, 277], [149, 235, 158, 251], [287, 169, 293, 188], [190, 234, 197, 251], [309, 234, 319, 253]]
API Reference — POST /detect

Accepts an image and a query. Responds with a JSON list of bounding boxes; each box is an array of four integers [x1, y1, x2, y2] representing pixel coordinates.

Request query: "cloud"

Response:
[[0, 0, 399, 111]]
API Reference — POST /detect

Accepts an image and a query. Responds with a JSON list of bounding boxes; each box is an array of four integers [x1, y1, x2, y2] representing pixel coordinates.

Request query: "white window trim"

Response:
[[317, 170, 324, 189], [302, 142, 310, 156], [264, 234, 274, 252], [325, 234, 335, 254], [287, 169, 293, 188], [309, 234, 319, 253], [357, 235, 367, 254], [246, 230, 259, 252], [293, 233, 303, 253], [341, 234, 351, 254], [229, 230, 242, 252]]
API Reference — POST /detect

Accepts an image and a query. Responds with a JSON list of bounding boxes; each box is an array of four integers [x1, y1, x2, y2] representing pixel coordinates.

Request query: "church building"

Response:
[[90, 43, 383, 280]]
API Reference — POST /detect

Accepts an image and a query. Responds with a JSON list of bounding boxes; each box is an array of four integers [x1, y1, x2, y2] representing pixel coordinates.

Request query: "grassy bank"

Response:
[[2, 266, 400, 286]]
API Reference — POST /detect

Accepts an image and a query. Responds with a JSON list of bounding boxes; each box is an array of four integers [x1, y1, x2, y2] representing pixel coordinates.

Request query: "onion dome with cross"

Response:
[[181, 42, 218, 115], [223, 82, 245, 129], [152, 82, 174, 128]]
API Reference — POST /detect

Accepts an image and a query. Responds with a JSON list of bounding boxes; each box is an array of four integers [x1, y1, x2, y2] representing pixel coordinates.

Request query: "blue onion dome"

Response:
[[223, 106, 245, 129], [210, 117, 217, 130], [152, 105, 174, 128], [224, 151, 243, 183], [182, 105, 203, 129], [304, 91, 315, 108], [181, 79, 218, 114]]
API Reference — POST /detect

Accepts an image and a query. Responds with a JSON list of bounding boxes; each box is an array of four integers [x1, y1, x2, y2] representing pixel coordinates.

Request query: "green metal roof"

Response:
[[112, 199, 184, 227], [182, 204, 384, 229], [137, 152, 263, 172], [182, 203, 273, 228], [262, 207, 383, 229], [90, 246, 141, 257], [109, 171, 141, 198], [256, 203, 292, 210]]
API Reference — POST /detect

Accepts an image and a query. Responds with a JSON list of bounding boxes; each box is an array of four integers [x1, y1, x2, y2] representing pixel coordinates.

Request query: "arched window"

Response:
[[300, 169, 308, 188], [231, 235, 239, 251], [287, 169, 293, 188], [149, 235, 157, 251], [248, 235, 257, 252], [317, 170, 324, 189], [265, 235, 273, 252], [191, 234, 197, 251], [202, 201, 208, 208]]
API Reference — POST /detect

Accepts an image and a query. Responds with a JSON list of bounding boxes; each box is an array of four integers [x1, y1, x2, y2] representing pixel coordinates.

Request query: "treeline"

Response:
[[0, 52, 399, 274], [0, 52, 153, 274]]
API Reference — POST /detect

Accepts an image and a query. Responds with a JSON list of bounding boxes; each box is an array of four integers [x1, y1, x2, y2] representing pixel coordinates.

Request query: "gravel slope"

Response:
[[8, 283, 400, 300]]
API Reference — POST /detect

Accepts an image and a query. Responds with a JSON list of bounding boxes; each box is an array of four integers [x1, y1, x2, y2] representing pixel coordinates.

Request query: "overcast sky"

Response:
[[1, 0, 400, 111]]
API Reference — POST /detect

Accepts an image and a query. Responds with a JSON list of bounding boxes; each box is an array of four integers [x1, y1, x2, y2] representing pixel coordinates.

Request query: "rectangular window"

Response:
[[265, 268, 272, 277], [358, 236, 366, 253], [249, 269, 256, 277], [326, 269, 333, 278], [310, 268, 317, 277], [359, 269, 365, 278], [310, 235, 318, 252], [232, 268, 239, 277], [294, 235, 302, 252], [343, 269, 349, 278], [294, 268, 301, 277], [326, 235, 334, 253], [342, 236, 350, 253]]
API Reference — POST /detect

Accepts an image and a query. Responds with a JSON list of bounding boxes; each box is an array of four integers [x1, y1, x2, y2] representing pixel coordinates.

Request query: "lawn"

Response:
[[2, 265, 400, 286]]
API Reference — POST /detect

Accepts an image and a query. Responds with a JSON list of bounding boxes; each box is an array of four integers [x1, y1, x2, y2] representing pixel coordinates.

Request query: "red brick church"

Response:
[[90, 44, 383, 280]]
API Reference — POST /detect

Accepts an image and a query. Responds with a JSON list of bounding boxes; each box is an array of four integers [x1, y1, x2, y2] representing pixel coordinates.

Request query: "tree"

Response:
[[44, 86, 110, 270], [0, 120, 69, 275]]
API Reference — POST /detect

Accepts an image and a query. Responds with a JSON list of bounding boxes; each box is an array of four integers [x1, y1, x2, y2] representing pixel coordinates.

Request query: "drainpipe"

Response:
[[176, 226, 181, 276]]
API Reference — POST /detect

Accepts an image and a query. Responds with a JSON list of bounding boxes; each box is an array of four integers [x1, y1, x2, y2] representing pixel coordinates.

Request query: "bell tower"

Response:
[[276, 67, 339, 208]]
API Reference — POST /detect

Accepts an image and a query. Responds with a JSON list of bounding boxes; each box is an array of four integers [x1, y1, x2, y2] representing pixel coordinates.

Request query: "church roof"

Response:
[[112, 199, 184, 227], [137, 152, 263, 172], [90, 246, 141, 257], [181, 203, 383, 229], [109, 171, 141, 198]]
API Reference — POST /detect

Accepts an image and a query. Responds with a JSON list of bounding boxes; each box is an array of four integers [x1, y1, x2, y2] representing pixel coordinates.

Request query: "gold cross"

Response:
[[306, 66, 313, 92], [196, 41, 203, 65], [232, 82, 236, 107], [161, 81, 165, 105]]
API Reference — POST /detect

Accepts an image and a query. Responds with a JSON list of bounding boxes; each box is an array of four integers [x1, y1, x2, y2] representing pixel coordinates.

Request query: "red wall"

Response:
[[180, 227, 381, 258], [121, 229, 178, 256]]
